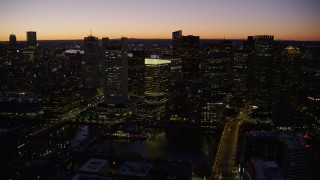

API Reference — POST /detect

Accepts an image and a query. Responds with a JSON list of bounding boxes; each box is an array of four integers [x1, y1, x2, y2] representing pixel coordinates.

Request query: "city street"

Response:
[[211, 107, 255, 179]]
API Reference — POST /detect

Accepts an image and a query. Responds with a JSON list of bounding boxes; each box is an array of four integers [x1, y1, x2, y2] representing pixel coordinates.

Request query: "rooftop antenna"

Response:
[[90, 29, 92, 36]]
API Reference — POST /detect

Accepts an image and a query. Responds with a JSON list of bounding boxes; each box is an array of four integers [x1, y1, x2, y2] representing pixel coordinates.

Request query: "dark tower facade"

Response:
[[26, 31, 37, 48], [171, 30, 200, 81], [82, 35, 100, 90], [9, 34, 17, 48], [128, 51, 145, 98], [102, 37, 128, 101], [253, 35, 275, 111]]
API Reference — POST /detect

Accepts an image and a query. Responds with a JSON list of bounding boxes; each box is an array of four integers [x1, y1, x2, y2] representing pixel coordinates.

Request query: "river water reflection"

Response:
[[106, 129, 219, 162], [55, 125, 219, 163], [104, 128, 219, 163]]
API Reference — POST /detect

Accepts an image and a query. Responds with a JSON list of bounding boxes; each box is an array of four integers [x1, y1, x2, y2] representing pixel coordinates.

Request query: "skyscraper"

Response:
[[172, 30, 182, 53], [279, 45, 301, 104], [7, 34, 18, 65], [279, 133, 309, 180], [245, 131, 309, 180], [97, 38, 143, 122], [9, 34, 17, 48], [144, 57, 171, 120], [172, 30, 182, 39], [253, 35, 275, 111], [26, 31, 37, 47], [171, 30, 200, 81], [200, 51, 232, 124], [202, 52, 231, 96], [102, 37, 128, 101], [233, 50, 250, 101], [82, 35, 100, 90], [128, 51, 145, 98]]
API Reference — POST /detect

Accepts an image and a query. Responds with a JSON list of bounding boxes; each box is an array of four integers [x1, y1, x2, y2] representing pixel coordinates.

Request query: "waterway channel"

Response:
[[54, 124, 220, 177], [54, 124, 219, 163]]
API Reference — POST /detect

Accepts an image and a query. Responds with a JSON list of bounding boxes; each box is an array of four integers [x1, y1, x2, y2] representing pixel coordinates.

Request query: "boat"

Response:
[[106, 130, 149, 141]]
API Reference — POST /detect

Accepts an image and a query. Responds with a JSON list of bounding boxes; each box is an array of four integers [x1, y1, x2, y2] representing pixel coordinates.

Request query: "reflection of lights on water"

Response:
[[145, 132, 166, 147]]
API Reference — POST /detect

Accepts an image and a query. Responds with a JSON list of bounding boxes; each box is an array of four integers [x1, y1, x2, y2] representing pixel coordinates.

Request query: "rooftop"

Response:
[[250, 159, 284, 180], [98, 98, 144, 108], [79, 158, 108, 173], [71, 174, 111, 180], [64, 49, 84, 54], [145, 58, 171, 65], [283, 133, 308, 149], [0, 96, 42, 103], [246, 131, 309, 149], [284, 45, 300, 50], [118, 161, 153, 177]]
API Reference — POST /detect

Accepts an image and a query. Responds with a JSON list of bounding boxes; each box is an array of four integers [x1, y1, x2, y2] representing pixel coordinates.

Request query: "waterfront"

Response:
[[102, 128, 219, 163], [56, 124, 219, 163]]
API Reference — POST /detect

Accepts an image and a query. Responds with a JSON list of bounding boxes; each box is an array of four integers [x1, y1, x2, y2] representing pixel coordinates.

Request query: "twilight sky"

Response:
[[1, 0, 320, 41]]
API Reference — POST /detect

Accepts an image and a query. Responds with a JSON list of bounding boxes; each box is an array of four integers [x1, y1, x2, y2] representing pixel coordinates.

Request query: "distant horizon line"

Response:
[[2, 38, 320, 42]]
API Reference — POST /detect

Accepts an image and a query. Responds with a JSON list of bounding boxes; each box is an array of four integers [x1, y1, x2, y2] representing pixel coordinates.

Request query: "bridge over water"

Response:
[[211, 108, 255, 179]]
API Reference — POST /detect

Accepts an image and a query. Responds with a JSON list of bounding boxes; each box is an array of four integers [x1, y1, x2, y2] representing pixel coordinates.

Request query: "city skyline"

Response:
[[1, 8, 319, 178], [1, 0, 320, 41]]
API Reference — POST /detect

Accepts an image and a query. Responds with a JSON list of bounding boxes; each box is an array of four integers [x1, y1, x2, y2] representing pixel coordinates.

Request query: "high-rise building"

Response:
[[40, 81, 81, 119], [278, 45, 301, 104], [144, 58, 171, 103], [171, 30, 200, 81], [244, 131, 309, 180], [22, 32, 37, 62], [308, 132, 320, 180], [282, 133, 309, 180], [96, 37, 148, 122], [172, 30, 182, 39], [9, 34, 17, 48], [202, 52, 232, 96], [128, 51, 145, 98], [220, 40, 233, 55], [26, 31, 37, 47], [243, 36, 256, 103], [102, 37, 128, 101], [233, 50, 250, 101], [7, 34, 18, 65], [243, 36, 255, 53], [168, 79, 208, 123], [245, 131, 281, 162], [144, 57, 171, 120], [246, 159, 284, 180], [161, 53, 183, 80], [200, 94, 225, 125], [252, 35, 275, 112], [82, 35, 100, 90], [172, 30, 182, 53]]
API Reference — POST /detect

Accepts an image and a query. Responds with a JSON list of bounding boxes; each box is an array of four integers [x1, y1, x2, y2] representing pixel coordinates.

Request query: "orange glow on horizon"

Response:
[[1, 1, 319, 42], [1, 30, 320, 41]]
